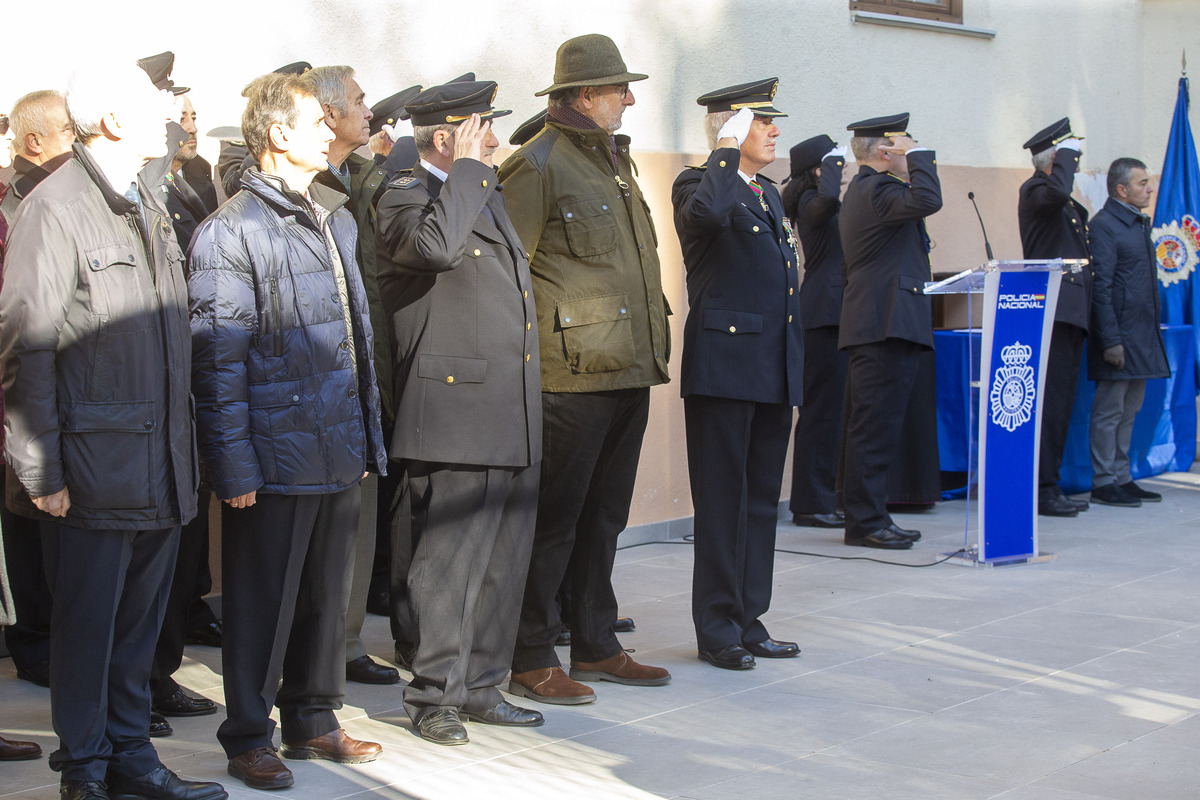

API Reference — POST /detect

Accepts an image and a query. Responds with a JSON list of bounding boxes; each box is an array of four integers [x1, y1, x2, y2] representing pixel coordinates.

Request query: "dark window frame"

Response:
[[850, 0, 964, 24]]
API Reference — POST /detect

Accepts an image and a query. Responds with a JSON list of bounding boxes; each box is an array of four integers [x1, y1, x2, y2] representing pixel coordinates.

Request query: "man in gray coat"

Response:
[[1087, 157, 1170, 507], [376, 79, 543, 746], [0, 59, 223, 800]]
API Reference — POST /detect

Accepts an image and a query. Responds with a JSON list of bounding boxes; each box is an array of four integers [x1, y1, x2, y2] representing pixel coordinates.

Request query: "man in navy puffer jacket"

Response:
[[188, 71, 387, 791]]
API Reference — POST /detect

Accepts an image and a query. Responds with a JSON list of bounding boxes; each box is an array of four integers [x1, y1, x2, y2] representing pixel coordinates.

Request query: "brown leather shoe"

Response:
[[227, 746, 293, 790], [0, 734, 41, 761], [508, 666, 596, 705], [281, 728, 381, 764], [570, 651, 671, 686]]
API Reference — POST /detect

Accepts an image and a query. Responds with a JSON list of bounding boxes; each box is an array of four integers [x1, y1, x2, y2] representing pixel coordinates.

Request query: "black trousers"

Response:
[[842, 339, 925, 539], [686, 395, 792, 651], [402, 461, 537, 722], [790, 326, 847, 515], [42, 522, 178, 782], [149, 490, 211, 701], [512, 388, 649, 672], [0, 468, 51, 672], [216, 487, 359, 758], [387, 467, 417, 649], [1039, 322, 1086, 500]]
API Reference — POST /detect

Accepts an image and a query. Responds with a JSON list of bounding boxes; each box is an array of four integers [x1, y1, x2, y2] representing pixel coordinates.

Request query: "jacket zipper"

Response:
[[269, 277, 282, 357]]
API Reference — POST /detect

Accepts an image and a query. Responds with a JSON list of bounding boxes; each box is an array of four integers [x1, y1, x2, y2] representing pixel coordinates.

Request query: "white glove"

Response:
[[385, 118, 414, 141], [824, 145, 847, 160], [1056, 138, 1081, 152], [718, 107, 755, 147]]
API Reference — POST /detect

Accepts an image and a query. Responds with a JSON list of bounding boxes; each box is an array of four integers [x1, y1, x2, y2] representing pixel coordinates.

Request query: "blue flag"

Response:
[[1152, 75, 1200, 388]]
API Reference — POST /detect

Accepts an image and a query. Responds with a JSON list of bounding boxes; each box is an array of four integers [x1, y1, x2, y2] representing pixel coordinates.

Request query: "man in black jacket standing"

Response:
[[838, 114, 942, 550], [1018, 118, 1093, 518], [784, 133, 848, 530], [672, 80, 803, 671], [1087, 158, 1170, 508], [0, 59, 224, 800]]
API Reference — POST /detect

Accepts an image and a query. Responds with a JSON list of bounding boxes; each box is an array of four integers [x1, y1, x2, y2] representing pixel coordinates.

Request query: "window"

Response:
[[850, 0, 963, 25]]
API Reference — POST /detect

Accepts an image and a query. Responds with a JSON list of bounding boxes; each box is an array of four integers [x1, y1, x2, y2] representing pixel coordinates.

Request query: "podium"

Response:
[[925, 258, 1086, 565]]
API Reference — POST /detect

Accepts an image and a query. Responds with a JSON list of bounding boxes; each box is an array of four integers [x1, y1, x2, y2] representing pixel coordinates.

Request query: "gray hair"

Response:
[[851, 137, 887, 162], [1032, 148, 1054, 172], [307, 65, 355, 117], [547, 88, 579, 110], [1107, 157, 1147, 197], [10, 90, 64, 145], [413, 122, 458, 159], [241, 72, 313, 164], [66, 59, 156, 143], [703, 110, 736, 150]]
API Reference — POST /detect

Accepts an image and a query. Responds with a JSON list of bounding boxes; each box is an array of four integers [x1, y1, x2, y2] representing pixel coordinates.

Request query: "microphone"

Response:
[[967, 191, 995, 261]]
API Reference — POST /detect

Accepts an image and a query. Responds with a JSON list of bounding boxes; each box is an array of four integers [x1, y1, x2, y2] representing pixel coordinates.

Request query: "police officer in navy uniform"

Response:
[[375, 80, 544, 745], [838, 113, 942, 550], [1018, 118, 1093, 517], [672, 79, 803, 671], [784, 134, 849, 529]]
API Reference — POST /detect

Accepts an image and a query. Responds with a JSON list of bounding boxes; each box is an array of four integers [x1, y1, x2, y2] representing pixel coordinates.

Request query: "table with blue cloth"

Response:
[[935, 324, 1196, 496]]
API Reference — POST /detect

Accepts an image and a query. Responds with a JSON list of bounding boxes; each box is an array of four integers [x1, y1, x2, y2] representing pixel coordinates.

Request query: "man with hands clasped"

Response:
[[671, 80, 804, 671]]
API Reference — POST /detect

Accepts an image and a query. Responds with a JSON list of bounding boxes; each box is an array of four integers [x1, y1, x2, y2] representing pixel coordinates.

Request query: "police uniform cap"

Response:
[[1023, 117, 1082, 154], [789, 134, 836, 177], [696, 77, 787, 118], [449, 72, 476, 83], [274, 61, 312, 75], [137, 51, 189, 95], [509, 110, 548, 147], [369, 85, 423, 137], [405, 80, 512, 127], [847, 113, 910, 139]]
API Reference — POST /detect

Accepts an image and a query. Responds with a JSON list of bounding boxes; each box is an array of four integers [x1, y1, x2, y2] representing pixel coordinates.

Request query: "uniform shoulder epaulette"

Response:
[[385, 169, 418, 190], [684, 164, 707, 171]]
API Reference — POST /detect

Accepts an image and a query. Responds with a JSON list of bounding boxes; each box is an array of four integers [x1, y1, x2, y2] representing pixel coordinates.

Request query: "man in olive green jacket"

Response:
[[498, 34, 672, 705]]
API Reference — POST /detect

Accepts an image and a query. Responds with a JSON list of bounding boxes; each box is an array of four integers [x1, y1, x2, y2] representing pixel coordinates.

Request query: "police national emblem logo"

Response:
[[1154, 214, 1200, 286], [990, 342, 1035, 433]]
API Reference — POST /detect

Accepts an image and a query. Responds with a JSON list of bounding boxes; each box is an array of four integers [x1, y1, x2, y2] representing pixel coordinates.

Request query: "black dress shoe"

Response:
[[744, 638, 800, 658], [393, 643, 416, 672], [17, 659, 50, 687], [698, 645, 755, 670], [61, 780, 110, 800], [365, 591, 390, 617], [885, 523, 921, 541], [416, 708, 468, 745], [845, 529, 913, 549], [149, 713, 172, 738], [346, 655, 401, 685], [107, 765, 227, 800], [555, 627, 571, 647], [1119, 481, 1162, 502], [184, 620, 222, 648], [153, 688, 217, 717], [1091, 483, 1141, 507], [1068, 496, 1090, 511], [462, 700, 544, 727], [612, 616, 636, 633], [1038, 494, 1079, 517], [792, 511, 845, 528]]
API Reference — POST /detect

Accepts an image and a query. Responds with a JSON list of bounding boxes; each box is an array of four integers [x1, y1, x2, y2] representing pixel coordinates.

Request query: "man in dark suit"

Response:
[[838, 113, 942, 550], [783, 134, 848, 530], [375, 80, 544, 745], [672, 80, 803, 671], [1018, 118, 1093, 518]]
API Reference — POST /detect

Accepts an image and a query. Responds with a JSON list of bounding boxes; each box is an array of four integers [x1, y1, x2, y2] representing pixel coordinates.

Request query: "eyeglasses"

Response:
[[613, 84, 630, 100], [0, 115, 8, 136]]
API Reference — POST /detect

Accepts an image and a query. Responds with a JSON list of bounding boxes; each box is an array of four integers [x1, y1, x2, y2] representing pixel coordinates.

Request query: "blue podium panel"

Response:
[[936, 324, 1197, 495]]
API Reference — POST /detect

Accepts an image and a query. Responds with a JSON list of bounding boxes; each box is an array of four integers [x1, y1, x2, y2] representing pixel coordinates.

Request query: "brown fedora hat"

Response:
[[535, 33, 648, 97]]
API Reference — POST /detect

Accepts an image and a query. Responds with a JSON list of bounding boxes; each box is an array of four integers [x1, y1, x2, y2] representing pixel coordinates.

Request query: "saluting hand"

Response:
[[881, 135, 921, 155], [453, 113, 492, 164]]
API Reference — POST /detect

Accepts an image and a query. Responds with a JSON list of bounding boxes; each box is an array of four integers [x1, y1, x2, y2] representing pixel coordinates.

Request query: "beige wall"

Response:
[[4, 0, 1198, 531]]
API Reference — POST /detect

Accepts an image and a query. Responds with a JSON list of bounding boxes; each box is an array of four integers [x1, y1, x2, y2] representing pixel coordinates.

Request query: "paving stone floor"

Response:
[[3, 470, 1199, 799]]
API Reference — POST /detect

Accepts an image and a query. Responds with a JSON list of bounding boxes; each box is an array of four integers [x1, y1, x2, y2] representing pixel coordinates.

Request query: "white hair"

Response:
[[1032, 148, 1054, 172], [66, 59, 157, 142]]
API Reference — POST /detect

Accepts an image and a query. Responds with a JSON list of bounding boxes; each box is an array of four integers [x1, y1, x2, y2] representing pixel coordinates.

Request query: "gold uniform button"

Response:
[[473, 249, 481, 256], [789, 287, 794, 295], [173, 213, 181, 220], [752, 226, 759, 233], [524, 291, 528, 298], [729, 326, 737, 333], [446, 376, 454, 384], [788, 315, 793, 322], [525, 354, 531, 362], [482, 179, 488, 187], [719, 160, 726, 167], [526, 322, 531, 330]]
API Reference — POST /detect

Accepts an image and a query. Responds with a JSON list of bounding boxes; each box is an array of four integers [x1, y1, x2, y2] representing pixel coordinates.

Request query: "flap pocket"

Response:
[[418, 354, 487, 385], [249, 381, 304, 409], [59, 400, 155, 433], [898, 274, 925, 295], [557, 294, 631, 329], [731, 215, 768, 235], [83, 243, 138, 272], [702, 308, 763, 335], [560, 194, 618, 258]]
